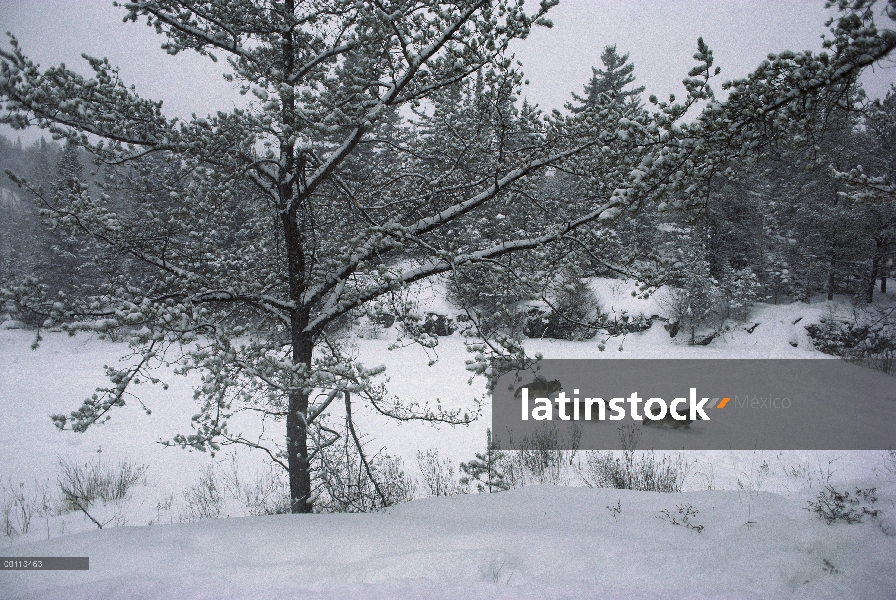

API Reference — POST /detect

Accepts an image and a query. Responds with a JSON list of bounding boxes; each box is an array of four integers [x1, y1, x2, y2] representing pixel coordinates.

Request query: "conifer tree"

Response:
[[53, 141, 82, 194], [1, 1, 893, 514], [460, 428, 509, 493], [568, 45, 645, 115]]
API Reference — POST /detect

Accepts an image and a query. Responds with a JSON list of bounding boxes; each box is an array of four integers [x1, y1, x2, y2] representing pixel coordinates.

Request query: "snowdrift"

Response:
[[3, 484, 895, 600]]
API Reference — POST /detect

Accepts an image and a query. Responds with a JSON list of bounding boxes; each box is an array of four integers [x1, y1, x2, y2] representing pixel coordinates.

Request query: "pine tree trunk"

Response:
[[285, 275, 314, 513], [827, 248, 836, 301], [868, 255, 880, 303], [279, 0, 312, 513], [283, 204, 313, 513], [286, 364, 313, 513], [284, 254, 314, 512]]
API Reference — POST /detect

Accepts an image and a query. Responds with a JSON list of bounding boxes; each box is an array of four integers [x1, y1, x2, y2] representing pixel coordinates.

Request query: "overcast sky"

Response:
[[1, 0, 894, 144]]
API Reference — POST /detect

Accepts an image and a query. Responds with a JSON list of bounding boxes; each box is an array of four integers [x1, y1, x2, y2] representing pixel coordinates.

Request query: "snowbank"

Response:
[[3, 484, 894, 600]]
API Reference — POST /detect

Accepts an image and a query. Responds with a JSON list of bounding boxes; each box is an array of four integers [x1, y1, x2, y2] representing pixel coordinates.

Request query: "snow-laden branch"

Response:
[[304, 195, 621, 334], [292, 1, 494, 212], [0, 40, 174, 147], [302, 138, 601, 311], [124, 1, 251, 60]]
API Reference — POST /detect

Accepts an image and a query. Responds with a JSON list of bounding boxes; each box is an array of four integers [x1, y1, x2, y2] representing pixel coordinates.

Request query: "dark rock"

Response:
[[420, 312, 456, 336], [374, 312, 396, 328], [664, 320, 680, 338]]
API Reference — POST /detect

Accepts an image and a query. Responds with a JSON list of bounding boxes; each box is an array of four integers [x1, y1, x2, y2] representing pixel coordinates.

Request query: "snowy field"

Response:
[[1, 280, 895, 599]]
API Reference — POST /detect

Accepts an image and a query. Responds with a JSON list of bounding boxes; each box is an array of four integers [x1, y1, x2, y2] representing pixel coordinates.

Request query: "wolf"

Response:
[[513, 376, 562, 401], [642, 404, 701, 429]]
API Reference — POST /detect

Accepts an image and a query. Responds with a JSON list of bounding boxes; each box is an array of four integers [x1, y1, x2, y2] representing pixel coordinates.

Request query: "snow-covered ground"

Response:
[[1, 280, 895, 599], [4, 484, 896, 600]]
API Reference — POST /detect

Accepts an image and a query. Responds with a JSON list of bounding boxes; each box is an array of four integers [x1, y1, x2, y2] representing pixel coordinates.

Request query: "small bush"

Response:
[[657, 504, 704, 533], [421, 312, 457, 336], [181, 465, 223, 521], [216, 456, 290, 516], [583, 451, 689, 493], [314, 433, 416, 513], [57, 454, 147, 510], [524, 277, 603, 341], [402, 312, 457, 337], [417, 449, 465, 497], [503, 424, 581, 485], [806, 306, 896, 375], [175, 457, 291, 521], [601, 311, 656, 336], [2, 479, 54, 537], [581, 426, 689, 493], [489, 423, 581, 488], [805, 318, 869, 357], [520, 426, 564, 480], [806, 485, 880, 524], [374, 454, 417, 506]]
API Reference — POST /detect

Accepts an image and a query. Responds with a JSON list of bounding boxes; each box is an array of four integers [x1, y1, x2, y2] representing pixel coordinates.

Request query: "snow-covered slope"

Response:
[[4, 484, 895, 600]]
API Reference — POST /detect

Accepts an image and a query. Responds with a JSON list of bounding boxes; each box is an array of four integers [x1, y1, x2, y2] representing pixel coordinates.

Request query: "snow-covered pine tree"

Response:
[[34, 141, 87, 294], [664, 235, 723, 345], [1, 1, 893, 514], [0, 0, 592, 514], [54, 141, 82, 193], [834, 85, 896, 300], [0, 136, 48, 285], [558, 44, 658, 286], [567, 44, 645, 116], [718, 261, 760, 321], [460, 428, 509, 493]]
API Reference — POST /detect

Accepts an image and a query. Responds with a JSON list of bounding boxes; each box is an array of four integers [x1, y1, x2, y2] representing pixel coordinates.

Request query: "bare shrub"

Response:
[[657, 503, 704, 532], [314, 432, 416, 513], [57, 454, 147, 510], [580, 426, 689, 493], [494, 450, 528, 489], [217, 455, 290, 516], [2, 479, 54, 537], [516, 423, 580, 484], [521, 426, 563, 482], [175, 457, 290, 521], [153, 493, 177, 525], [492, 424, 581, 487], [583, 451, 689, 493], [876, 448, 896, 480], [372, 454, 417, 506], [806, 485, 881, 524], [779, 453, 839, 491], [417, 449, 465, 497], [181, 465, 223, 521]]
